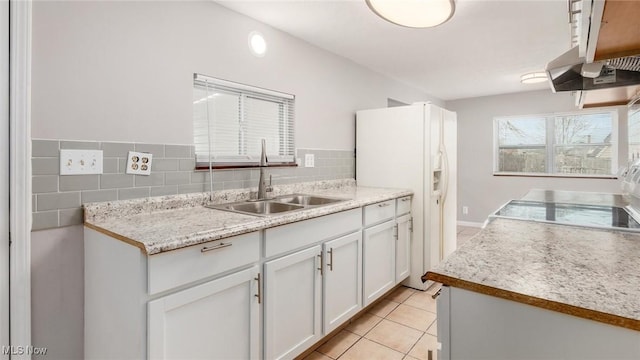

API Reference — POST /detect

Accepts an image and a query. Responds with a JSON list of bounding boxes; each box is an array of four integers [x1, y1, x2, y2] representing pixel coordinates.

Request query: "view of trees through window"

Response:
[[496, 111, 615, 175]]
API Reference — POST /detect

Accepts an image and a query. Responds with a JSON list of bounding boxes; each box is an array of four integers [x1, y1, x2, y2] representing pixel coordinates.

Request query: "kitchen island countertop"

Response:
[[424, 216, 640, 331]]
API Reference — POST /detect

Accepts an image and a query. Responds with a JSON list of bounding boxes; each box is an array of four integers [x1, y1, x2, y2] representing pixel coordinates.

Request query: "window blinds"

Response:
[[193, 74, 295, 166]]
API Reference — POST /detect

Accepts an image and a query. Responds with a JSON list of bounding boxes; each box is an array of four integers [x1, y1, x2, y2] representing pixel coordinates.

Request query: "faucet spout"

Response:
[[258, 139, 272, 199]]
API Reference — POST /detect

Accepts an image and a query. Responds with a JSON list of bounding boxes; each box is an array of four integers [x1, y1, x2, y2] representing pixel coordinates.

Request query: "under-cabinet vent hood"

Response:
[[546, 46, 640, 92]]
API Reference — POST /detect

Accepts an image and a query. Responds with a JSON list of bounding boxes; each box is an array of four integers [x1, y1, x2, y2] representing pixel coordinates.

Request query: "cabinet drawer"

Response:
[[147, 231, 260, 295], [396, 196, 412, 215], [265, 208, 362, 258], [363, 200, 395, 227]]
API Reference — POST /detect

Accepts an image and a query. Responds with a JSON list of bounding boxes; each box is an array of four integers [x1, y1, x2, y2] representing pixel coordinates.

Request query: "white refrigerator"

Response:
[[356, 102, 457, 290]]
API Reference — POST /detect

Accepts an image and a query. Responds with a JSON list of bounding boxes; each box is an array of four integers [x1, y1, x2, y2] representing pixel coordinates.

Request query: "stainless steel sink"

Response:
[[208, 194, 346, 217], [274, 194, 345, 206], [210, 200, 304, 216]]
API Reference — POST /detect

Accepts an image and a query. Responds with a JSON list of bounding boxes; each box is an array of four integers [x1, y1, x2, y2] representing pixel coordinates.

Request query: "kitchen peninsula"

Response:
[[424, 215, 640, 359]]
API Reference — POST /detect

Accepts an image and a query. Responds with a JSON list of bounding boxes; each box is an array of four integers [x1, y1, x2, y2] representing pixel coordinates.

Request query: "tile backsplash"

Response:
[[32, 139, 355, 231]]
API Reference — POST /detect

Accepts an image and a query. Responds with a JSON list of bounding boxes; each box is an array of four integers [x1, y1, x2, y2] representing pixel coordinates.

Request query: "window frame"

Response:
[[628, 96, 640, 162], [193, 74, 296, 169], [493, 108, 618, 178]]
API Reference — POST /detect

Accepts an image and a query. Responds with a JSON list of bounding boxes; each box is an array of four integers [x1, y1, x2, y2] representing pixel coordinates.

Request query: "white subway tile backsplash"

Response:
[[33, 175, 59, 193], [101, 142, 134, 157], [37, 192, 81, 211], [100, 174, 134, 189], [134, 143, 165, 157], [32, 158, 60, 175], [59, 175, 100, 192], [152, 159, 178, 172], [32, 140, 59, 157], [118, 187, 150, 200], [32, 211, 59, 231], [31, 139, 354, 230], [165, 144, 191, 158], [165, 172, 191, 185], [81, 189, 118, 204]]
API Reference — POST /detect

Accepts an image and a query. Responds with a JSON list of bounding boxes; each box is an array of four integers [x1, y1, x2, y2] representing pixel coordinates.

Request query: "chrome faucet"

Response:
[[257, 139, 273, 199]]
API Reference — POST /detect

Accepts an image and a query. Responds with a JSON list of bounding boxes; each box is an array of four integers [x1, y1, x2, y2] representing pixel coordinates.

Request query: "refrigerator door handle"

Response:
[[440, 144, 450, 204]]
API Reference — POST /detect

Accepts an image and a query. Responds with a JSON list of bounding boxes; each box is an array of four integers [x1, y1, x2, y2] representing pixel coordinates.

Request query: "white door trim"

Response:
[[1, 0, 10, 358], [9, 0, 32, 358]]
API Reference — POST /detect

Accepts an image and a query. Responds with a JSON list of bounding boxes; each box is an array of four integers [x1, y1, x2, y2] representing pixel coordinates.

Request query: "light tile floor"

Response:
[[303, 226, 481, 360]]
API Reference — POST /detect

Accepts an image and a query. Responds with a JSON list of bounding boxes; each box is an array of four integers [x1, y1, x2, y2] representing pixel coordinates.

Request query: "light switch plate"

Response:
[[125, 151, 153, 175], [60, 149, 103, 175], [305, 154, 315, 168]]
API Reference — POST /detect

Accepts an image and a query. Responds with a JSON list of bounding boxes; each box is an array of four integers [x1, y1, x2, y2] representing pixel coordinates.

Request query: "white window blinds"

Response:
[[193, 74, 295, 167]]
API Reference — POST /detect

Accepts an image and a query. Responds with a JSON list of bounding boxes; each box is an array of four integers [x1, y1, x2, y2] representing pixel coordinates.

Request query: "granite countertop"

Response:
[[424, 217, 640, 331], [84, 179, 412, 255]]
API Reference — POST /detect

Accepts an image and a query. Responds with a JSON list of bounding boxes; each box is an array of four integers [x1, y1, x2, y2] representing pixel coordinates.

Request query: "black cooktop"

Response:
[[494, 200, 640, 229]]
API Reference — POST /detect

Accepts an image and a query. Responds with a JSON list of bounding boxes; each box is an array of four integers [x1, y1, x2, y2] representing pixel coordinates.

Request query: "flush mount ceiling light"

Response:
[[366, 0, 455, 28], [248, 31, 267, 57], [520, 72, 547, 84]]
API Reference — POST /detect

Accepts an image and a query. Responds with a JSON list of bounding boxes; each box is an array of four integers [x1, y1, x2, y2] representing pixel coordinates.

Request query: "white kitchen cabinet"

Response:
[[264, 245, 323, 360], [84, 229, 260, 359], [323, 232, 362, 333], [148, 266, 260, 359], [362, 220, 396, 306], [395, 213, 412, 283], [438, 286, 640, 360]]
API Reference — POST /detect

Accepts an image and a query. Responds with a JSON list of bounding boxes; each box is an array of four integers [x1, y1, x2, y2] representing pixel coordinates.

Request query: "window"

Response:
[[193, 74, 295, 168], [629, 98, 640, 162], [494, 110, 617, 176]]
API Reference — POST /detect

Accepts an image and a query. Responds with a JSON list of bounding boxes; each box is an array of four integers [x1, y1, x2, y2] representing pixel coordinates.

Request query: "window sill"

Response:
[[195, 163, 298, 171], [493, 172, 618, 180]]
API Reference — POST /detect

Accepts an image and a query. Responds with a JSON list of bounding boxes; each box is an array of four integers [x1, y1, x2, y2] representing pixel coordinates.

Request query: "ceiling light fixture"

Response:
[[366, 0, 455, 28], [248, 31, 267, 57], [520, 72, 547, 84]]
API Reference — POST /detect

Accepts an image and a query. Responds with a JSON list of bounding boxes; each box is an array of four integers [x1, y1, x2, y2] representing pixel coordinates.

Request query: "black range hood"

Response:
[[546, 46, 640, 92]]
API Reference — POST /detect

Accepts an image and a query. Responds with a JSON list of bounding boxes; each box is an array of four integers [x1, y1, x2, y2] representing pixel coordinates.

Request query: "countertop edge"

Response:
[[423, 271, 640, 332], [85, 189, 412, 255], [85, 222, 149, 254]]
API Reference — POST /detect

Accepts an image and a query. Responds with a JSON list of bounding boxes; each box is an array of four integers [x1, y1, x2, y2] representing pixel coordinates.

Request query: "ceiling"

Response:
[[217, 0, 571, 101]]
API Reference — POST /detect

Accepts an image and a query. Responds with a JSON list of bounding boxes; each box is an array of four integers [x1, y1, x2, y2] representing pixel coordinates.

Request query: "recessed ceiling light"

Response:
[[520, 72, 547, 84], [366, 0, 455, 28], [248, 31, 267, 57]]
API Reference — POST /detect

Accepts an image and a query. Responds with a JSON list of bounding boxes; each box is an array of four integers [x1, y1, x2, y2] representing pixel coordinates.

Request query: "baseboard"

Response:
[[457, 220, 484, 228]]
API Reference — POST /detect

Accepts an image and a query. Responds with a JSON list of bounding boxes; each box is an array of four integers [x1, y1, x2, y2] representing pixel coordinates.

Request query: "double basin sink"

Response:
[[209, 194, 346, 217]]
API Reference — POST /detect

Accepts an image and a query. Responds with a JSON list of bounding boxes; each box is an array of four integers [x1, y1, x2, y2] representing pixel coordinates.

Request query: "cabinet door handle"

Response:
[[393, 225, 398, 240], [255, 273, 262, 304], [317, 253, 323, 276], [328, 248, 334, 271], [401, 197, 410, 202], [201, 242, 232, 253], [432, 289, 441, 300], [409, 217, 413, 232], [377, 202, 391, 208]]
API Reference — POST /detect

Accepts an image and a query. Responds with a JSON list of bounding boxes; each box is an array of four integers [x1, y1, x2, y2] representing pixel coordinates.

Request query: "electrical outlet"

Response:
[[305, 154, 315, 168], [462, 206, 469, 215], [125, 151, 153, 175], [60, 149, 103, 175]]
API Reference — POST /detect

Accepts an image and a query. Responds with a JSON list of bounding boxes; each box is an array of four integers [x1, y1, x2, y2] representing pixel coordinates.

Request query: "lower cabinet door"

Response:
[[363, 220, 396, 306], [264, 245, 322, 360], [396, 214, 412, 283], [323, 231, 362, 333], [148, 266, 260, 360]]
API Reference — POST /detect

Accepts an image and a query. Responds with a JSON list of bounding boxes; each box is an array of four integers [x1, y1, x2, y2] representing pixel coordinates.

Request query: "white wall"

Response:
[[31, 0, 439, 149], [30, 1, 441, 358], [447, 90, 626, 224]]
